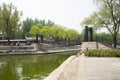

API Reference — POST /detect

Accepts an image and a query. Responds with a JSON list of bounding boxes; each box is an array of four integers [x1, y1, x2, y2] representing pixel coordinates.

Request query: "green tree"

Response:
[[66, 29, 79, 41], [29, 23, 44, 42], [29, 25, 39, 36], [0, 3, 22, 42], [94, 32, 112, 43], [49, 25, 79, 44], [22, 18, 34, 37], [40, 26, 50, 37], [81, 0, 120, 48], [46, 20, 54, 27], [22, 18, 54, 37], [50, 25, 66, 42]]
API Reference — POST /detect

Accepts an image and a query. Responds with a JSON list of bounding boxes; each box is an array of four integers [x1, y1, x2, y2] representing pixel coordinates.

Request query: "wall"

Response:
[[0, 46, 34, 50], [82, 42, 111, 51]]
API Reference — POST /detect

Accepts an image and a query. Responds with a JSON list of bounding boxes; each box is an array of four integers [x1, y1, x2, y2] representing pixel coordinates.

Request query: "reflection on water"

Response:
[[0, 52, 76, 80]]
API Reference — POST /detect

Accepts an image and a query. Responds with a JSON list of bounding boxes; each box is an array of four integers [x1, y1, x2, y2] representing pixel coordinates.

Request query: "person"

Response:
[[17, 41, 20, 46]]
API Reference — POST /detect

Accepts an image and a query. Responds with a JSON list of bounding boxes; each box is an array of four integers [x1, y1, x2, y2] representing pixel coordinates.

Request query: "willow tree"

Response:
[[66, 29, 79, 41], [0, 3, 22, 43], [49, 25, 79, 44], [49, 25, 66, 43], [40, 26, 50, 37], [81, 0, 120, 48], [29, 23, 45, 43]]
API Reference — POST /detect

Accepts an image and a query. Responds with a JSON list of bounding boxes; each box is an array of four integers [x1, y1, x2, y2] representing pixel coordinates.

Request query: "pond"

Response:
[[0, 52, 77, 80]]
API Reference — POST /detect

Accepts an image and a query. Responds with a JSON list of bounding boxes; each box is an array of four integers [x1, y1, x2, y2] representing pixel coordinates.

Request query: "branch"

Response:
[[104, 23, 113, 36], [116, 24, 120, 34]]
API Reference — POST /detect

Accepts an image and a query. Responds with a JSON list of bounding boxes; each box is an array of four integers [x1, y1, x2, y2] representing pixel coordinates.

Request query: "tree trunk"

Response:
[[7, 33, 10, 45], [113, 35, 117, 48], [36, 34, 38, 43], [7, 38, 10, 45], [40, 34, 44, 43]]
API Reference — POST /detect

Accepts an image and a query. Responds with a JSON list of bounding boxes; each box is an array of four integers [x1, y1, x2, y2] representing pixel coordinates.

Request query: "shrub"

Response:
[[83, 49, 120, 57]]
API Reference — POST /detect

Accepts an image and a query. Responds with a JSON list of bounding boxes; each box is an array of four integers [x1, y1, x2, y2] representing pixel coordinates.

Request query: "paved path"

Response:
[[85, 57, 120, 80], [45, 55, 120, 80]]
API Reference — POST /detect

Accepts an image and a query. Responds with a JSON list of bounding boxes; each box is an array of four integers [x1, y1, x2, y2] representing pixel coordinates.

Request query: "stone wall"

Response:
[[0, 46, 34, 50], [82, 42, 111, 51]]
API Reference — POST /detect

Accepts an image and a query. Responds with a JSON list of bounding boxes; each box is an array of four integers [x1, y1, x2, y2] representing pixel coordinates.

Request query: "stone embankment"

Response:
[[0, 43, 81, 55], [45, 54, 120, 80], [45, 54, 84, 80], [0, 46, 34, 55]]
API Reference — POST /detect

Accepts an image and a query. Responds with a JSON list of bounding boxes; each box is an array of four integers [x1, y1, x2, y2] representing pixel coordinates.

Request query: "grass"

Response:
[[83, 49, 120, 57]]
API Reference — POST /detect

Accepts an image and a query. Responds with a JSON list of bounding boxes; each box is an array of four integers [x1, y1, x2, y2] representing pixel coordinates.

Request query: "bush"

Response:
[[83, 49, 120, 57]]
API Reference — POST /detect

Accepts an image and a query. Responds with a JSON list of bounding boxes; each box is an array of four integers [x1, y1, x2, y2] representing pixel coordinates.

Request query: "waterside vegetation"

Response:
[[84, 49, 120, 57]]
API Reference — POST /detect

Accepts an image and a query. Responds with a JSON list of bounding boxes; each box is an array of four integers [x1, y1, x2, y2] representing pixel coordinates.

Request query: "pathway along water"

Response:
[[0, 51, 77, 80]]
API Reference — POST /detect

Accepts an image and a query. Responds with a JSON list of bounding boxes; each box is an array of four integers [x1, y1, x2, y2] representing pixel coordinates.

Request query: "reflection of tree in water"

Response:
[[0, 58, 19, 80], [21, 54, 70, 79], [0, 52, 76, 80]]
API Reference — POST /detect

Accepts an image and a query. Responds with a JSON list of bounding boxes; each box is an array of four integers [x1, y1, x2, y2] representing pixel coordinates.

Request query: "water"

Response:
[[0, 52, 77, 80]]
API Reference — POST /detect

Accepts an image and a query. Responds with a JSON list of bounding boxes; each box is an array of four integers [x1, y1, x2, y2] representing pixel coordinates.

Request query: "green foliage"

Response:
[[49, 25, 66, 39], [14, 28, 23, 39], [117, 34, 120, 44], [40, 26, 50, 37], [84, 49, 120, 57], [79, 30, 112, 43], [0, 3, 22, 41], [66, 29, 79, 41], [49, 25, 79, 41], [29, 23, 79, 44], [35, 23, 43, 29], [22, 18, 34, 37], [29, 25, 39, 36], [94, 32, 112, 42], [81, 0, 120, 48], [46, 20, 54, 27], [22, 18, 54, 37], [81, 12, 98, 26]]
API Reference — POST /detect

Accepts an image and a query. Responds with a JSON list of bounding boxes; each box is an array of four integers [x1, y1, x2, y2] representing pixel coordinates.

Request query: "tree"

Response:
[[94, 32, 112, 43], [22, 18, 54, 38], [49, 25, 79, 45], [81, 0, 120, 48], [29, 23, 44, 43], [66, 29, 79, 41], [0, 3, 22, 42], [40, 26, 50, 37], [29, 25, 40, 36], [50, 25, 66, 42], [46, 20, 54, 27], [15, 28, 23, 39], [22, 18, 34, 37]]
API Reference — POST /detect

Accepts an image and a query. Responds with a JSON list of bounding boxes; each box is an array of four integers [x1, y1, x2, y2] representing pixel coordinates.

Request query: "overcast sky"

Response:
[[0, 0, 96, 33]]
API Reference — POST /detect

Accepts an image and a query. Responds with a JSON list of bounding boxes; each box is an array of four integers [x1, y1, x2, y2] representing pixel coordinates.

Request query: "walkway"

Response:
[[45, 55, 120, 80]]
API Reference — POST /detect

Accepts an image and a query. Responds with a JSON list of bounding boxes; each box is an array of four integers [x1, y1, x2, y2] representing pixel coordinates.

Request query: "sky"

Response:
[[0, 0, 96, 33]]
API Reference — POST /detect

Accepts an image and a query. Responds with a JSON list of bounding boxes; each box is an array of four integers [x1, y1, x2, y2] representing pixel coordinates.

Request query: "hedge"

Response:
[[83, 49, 120, 57]]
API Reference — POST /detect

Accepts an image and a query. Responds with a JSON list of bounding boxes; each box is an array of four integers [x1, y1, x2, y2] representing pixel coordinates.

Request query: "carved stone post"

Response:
[[84, 26, 89, 42], [89, 27, 93, 41]]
